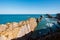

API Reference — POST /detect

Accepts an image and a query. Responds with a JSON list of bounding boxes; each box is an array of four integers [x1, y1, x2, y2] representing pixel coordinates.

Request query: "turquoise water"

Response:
[[0, 14, 41, 24], [0, 14, 60, 37], [0, 14, 56, 24]]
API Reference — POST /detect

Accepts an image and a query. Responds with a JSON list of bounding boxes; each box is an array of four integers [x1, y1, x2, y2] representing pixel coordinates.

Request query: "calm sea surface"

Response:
[[0, 14, 56, 24]]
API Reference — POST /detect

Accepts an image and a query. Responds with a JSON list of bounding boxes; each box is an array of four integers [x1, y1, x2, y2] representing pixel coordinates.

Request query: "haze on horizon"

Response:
[[0, 0, 60, 14]]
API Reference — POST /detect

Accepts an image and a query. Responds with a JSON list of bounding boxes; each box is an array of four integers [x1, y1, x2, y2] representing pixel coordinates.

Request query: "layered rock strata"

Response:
[[0, 18, 37, 40]]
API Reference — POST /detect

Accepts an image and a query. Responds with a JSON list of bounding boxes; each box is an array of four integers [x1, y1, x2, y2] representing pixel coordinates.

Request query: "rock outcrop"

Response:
[[0, 18, 37, 40]]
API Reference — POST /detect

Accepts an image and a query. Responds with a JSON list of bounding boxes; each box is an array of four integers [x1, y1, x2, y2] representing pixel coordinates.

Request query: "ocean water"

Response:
[[0, 14, 41, 24], [0, 14, 56, 24], [0, 14, 58, 36]]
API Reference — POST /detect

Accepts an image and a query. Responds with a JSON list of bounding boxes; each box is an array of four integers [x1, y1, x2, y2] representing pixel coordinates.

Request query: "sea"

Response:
[[0, 14, 58, 35], [0, 14, 56, 24]]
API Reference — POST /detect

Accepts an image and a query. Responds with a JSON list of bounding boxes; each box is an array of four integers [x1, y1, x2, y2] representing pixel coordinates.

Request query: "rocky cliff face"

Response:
[[0, 18, 37, 40]]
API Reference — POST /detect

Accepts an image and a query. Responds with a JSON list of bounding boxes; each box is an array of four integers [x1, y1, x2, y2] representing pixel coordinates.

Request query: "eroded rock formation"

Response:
[[0, 18, 37, 40]]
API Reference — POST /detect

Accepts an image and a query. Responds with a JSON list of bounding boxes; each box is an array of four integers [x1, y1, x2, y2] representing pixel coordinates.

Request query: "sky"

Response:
[[0, 0, 60, 14]]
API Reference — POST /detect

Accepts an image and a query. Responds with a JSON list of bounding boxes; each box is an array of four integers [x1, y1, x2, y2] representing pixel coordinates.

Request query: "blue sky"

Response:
[[0, 0, 60, 14]]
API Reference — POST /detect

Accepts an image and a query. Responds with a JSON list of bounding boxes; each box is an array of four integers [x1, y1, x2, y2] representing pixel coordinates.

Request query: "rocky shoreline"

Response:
[[0, 18, 37, 40]]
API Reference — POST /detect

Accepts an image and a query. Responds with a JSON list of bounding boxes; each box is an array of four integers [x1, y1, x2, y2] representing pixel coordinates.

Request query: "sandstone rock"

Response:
[[0, 24, 8, 33], [0, 18, 37, 40]]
